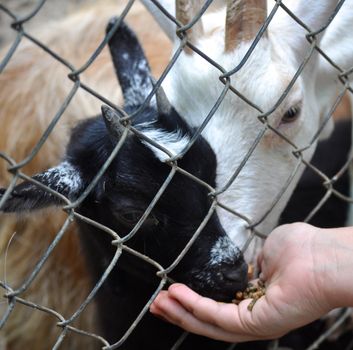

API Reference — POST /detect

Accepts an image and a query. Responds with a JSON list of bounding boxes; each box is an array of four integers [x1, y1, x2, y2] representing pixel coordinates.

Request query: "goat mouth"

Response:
[[181, 265, 248, 302], [186, 278, 248, 303]]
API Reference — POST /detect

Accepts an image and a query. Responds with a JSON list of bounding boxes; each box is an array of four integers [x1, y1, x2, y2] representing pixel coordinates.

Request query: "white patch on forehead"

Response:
[[43, 161, 82, 195], [209, 236, 240, 266], [138, 123, 190, 162]]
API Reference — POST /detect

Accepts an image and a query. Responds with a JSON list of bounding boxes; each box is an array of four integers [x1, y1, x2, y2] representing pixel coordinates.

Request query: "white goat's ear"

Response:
[[318, 116, 334, 141], [140, 0, 176, 41], [0, 162, 83, 213], [270, 0, 340, 63]]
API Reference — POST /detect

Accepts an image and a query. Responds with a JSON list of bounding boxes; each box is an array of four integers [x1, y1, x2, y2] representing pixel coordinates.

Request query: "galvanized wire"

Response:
[[0, 0, 353, 349]]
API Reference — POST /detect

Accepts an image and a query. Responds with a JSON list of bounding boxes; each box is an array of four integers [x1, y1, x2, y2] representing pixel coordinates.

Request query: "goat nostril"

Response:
[[223, 269, 243, 282], [222, 262, 248, 283]]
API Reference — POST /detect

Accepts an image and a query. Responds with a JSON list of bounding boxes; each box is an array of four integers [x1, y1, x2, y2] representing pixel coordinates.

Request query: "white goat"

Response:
[[141, 0, 353, 265]]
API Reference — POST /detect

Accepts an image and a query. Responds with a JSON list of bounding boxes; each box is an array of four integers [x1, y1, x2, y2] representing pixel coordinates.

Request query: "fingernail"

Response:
[[150, 307, 168, 322], [150, 303, 158, 314]]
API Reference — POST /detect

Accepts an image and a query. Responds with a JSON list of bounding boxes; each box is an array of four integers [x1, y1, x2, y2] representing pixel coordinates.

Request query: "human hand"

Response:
[[150, 223, 344, 342]]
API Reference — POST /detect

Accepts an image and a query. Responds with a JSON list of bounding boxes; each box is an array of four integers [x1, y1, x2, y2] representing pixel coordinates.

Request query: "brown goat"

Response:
[[0, 2, 170, 348]]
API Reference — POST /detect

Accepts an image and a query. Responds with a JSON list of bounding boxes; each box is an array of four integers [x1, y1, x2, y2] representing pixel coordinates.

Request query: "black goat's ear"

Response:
[[107, 18, 153, 109], [0, 161, 83, 213]]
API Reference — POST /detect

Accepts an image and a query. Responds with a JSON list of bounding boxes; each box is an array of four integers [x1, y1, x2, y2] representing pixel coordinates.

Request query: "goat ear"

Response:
[[140, 0, 176, 41], [318, 114, 334, 141], [107, 19, 154, 110], [0, 161, 83, 213], [270, 1, 340, 63]]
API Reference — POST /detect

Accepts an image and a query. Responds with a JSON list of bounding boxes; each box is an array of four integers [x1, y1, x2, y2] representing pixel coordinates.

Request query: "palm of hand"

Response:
[[150, 223, 336, 343], [246, 223, 333, 338]]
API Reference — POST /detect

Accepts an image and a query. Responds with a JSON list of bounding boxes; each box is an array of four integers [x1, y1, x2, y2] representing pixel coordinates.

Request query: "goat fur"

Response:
[[0, 1, 352, 349], [0, 2, 170, 349]]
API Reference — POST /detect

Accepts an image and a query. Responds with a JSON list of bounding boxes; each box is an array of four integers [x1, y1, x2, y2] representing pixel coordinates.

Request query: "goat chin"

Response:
[[0, 2, 170, 349]]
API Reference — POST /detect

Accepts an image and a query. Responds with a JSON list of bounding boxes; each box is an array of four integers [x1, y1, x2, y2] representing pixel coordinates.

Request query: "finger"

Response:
[[167, 284, 264, 334], [150, 289, 259, 343], [257, 251, 264, 268]]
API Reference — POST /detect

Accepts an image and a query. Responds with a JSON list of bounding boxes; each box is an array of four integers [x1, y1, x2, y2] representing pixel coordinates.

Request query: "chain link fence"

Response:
[[0, 0, 352, 349]]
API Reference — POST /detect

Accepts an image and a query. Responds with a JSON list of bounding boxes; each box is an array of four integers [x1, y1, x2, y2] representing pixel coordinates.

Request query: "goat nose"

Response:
[[222, 261, 248, 283]]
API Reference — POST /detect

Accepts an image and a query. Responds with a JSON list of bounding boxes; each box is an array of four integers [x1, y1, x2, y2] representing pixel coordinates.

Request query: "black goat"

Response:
[[0, 20, 248, 349]]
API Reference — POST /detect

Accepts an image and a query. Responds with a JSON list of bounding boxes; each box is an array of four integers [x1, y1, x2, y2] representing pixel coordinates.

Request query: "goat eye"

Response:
[[120, 212, 141, 224], [281, 105, 301, 123], [117, 211, 158, 227]]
